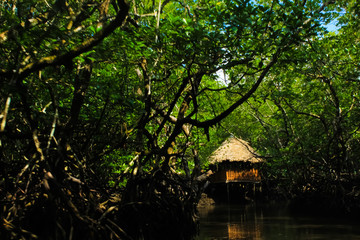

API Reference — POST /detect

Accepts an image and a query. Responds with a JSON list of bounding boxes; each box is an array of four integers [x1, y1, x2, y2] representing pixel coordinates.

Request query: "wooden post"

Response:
[[253, 182, 256, 198], [227, 182, 230, 203]]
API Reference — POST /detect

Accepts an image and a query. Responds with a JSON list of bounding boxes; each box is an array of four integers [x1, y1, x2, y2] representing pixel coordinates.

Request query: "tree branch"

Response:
[[184, 51, 281, 129], [9, 1, 129, 82]]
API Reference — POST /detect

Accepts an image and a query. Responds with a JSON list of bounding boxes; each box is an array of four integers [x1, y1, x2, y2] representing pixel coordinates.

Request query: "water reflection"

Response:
[[196, 204, 360, 240]]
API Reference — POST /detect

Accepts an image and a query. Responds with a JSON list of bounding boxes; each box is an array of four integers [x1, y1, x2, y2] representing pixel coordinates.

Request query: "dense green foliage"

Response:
[[216, 2, 360, 206], [0, 0, 359, 239]]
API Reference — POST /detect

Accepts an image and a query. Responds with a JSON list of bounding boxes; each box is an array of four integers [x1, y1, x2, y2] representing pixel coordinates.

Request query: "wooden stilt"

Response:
[[227, 182, 230, 203]]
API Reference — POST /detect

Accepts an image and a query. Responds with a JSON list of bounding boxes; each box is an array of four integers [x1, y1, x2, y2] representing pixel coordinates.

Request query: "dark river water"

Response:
[[196, 203, 360, 240]]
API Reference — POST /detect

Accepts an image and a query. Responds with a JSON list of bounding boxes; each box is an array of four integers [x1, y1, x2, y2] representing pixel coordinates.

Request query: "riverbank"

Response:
[[262, 178, 360, 218]]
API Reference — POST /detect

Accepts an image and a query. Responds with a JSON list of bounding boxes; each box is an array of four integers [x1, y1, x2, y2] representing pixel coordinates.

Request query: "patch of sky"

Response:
[[325, 21, 339, 32], [323, 18, 342, 33], [216, 69, 229, 85], [322, 9, 346, 33]]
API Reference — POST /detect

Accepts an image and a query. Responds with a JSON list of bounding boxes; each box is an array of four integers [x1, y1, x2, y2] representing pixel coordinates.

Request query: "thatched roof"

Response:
[[209, 137, 262, 164]]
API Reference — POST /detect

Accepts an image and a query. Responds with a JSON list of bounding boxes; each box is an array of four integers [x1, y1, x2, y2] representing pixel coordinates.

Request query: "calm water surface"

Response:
[[196, 204, 360, 240]]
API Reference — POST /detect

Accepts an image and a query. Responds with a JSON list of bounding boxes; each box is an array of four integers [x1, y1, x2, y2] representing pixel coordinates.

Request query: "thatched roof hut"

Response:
[[209, 137, 263, 183], [209, 137, 262, 165]]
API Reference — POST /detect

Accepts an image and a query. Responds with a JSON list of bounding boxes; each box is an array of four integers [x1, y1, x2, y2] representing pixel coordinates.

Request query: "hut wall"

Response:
[[211, 169, 261, 183], [226, 169, 261, 182]]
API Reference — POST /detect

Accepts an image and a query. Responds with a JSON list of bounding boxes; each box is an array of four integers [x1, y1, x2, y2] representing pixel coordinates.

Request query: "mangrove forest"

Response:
[[1, 0, 359, 239]]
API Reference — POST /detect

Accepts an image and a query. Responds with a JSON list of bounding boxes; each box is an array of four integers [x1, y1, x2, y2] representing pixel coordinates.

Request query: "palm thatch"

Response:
[[209, 137, 262, 164]]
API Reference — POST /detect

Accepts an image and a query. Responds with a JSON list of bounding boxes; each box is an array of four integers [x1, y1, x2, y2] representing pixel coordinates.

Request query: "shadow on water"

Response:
[[196, 203, 360, 240]]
